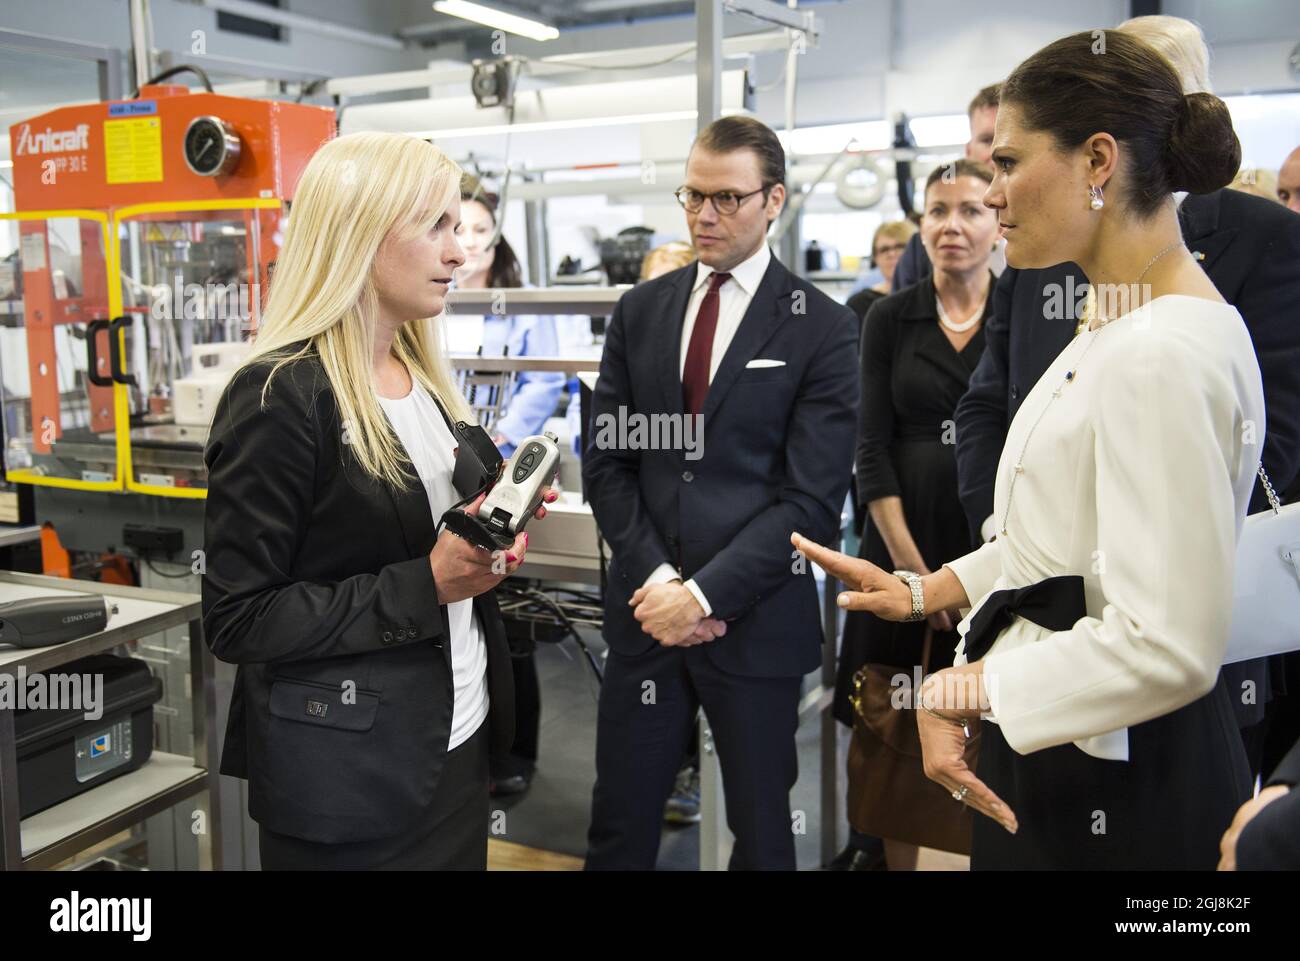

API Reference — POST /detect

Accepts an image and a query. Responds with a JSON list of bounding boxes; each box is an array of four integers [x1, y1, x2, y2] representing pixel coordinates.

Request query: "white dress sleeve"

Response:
[[943, 538, 1003, 615], [982, 320, 1245, 755]]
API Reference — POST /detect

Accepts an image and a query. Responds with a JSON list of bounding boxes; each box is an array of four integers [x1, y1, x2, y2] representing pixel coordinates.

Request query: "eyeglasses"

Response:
[[674, 185, 770, 215], [874, 243, 907, 258]]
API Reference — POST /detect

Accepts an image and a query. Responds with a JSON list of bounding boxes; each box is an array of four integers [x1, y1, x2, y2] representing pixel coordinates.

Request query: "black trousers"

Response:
[[258, 721, 490, 870], [972, 673, 1251, 870], [585, 643, 802, 870]]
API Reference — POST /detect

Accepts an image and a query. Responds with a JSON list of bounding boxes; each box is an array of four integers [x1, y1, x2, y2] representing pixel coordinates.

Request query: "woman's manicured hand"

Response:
[[429, 487, 560, 602], [916, 671, 1018, 835], [532, 485, 559, 521], [790, 531, 914, 621]]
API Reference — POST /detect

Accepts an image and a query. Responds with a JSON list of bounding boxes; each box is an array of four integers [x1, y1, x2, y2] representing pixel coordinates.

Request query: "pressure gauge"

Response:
[[183, 116, 242, 177]]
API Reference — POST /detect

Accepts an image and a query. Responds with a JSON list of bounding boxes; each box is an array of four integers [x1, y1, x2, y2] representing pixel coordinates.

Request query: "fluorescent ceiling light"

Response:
[[433, 1, 560, 41]]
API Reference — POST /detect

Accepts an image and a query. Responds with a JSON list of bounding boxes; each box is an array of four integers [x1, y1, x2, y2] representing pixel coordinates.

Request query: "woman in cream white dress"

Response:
[[794, 30, 1264, 870]]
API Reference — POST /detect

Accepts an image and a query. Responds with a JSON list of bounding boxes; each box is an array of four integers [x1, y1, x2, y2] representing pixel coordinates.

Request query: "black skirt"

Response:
[[971, 672, 1251, 870], [258, 721, 491, 870]]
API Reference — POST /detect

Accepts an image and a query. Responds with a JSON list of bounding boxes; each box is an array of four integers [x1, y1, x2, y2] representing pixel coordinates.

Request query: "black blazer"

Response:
[[201, 350, 514, 845], [955, 188, 1300, 542], [583, 253, 859, 678]]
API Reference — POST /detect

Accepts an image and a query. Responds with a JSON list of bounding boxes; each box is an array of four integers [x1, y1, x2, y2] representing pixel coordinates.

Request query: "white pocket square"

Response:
[[745, 359, 786, 369]]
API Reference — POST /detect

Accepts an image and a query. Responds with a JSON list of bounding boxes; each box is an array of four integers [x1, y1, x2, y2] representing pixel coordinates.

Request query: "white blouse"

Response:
[[945, 295, 1266, 761], [377, 385, 490, 751]]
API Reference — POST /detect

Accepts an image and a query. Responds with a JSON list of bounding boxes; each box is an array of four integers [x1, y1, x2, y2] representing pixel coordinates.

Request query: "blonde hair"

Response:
[[1118, 15, 1212, 94], [871, 219, 917, 262], [245, 132, 473, 488], [1230, 167, 1281, 203], [639, 241, 696, 281]]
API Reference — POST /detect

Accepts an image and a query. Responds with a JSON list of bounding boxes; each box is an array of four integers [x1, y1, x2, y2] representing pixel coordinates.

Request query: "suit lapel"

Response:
[[658, 265, 696, 414], [700, 257, 790, 425], [385, 467, 437, 558]]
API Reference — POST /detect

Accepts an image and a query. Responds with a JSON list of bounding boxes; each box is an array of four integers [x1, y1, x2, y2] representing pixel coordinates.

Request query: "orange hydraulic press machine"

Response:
[[2, 81, 333, 574]]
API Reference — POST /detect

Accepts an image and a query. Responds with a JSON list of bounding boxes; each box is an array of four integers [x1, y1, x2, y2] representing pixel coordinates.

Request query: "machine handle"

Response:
[[108, 315, 138, 387], [85, 319, 114, 387]]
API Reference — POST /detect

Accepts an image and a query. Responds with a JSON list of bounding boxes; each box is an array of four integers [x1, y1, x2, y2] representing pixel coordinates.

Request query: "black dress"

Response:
[[833, 279, 991, 726], [847, 286, 889, 325]]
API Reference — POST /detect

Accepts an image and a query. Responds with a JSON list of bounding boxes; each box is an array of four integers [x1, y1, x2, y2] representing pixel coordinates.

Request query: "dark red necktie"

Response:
[[682, 271, 731, 415]]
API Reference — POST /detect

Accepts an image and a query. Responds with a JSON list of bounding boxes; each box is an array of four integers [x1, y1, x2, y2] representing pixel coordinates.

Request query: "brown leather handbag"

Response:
[[846, 629, 979, 855]]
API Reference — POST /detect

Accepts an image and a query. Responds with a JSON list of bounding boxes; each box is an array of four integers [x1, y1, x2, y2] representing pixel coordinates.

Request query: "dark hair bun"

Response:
[[1166, 92, 1241, 194]]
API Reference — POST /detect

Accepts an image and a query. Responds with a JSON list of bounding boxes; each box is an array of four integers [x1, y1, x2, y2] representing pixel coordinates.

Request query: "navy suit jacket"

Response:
[[953, 188, 1300, 727], [583, 253, 859, 678]]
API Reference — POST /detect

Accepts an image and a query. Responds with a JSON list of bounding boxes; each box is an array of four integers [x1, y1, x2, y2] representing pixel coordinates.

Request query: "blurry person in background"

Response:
[[893, 84, 1003, 292], [847, 220, 918, 324], [450, 180, 566, 798], [1277, 146, 1300, 213], [450, 182, 565, 458], [835, 159, 997, 870], [640, 241, 696, 281], [1229, 168, 1281, 204]]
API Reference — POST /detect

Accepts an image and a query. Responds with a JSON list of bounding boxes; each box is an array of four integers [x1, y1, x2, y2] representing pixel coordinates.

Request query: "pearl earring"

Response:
[[1088, 184, 1105, 210]]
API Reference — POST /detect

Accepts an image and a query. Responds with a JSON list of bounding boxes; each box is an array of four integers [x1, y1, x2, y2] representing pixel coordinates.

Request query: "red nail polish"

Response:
[[507, 554, 517, 563]]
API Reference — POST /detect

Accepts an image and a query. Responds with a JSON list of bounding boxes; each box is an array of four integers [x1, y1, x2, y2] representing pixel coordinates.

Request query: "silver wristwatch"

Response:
[[892, 570, 926, 622]]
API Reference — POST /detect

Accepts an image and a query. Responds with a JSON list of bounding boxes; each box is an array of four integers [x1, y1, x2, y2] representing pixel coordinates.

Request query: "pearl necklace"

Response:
[[936, 291, 983, 333]]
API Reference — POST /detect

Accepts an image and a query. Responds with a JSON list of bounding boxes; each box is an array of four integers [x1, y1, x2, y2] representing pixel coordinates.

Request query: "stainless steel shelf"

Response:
[[20, 752, 207, 870], [0, 573, 201, 676], [445, 286, 630, 316], [0, 572, 214, 871], [449, 355, 602, 376]]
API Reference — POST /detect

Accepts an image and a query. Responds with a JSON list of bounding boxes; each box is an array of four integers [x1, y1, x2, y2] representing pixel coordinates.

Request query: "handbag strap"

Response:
[[1257, 464, 1282, 515]]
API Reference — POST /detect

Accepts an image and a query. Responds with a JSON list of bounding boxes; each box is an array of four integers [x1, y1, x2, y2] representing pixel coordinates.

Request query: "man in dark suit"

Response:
[[954, 186, 1300, 775], [583, 116, 859, 870]]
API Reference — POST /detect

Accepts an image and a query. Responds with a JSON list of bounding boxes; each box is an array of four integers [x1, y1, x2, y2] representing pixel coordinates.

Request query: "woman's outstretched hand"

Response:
[[790, 531, 914, 621]]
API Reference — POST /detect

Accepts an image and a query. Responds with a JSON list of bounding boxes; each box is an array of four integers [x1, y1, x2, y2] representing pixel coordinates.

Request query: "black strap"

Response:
[[963, 574, 1088, 662], [424, 386, 458, 434]]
